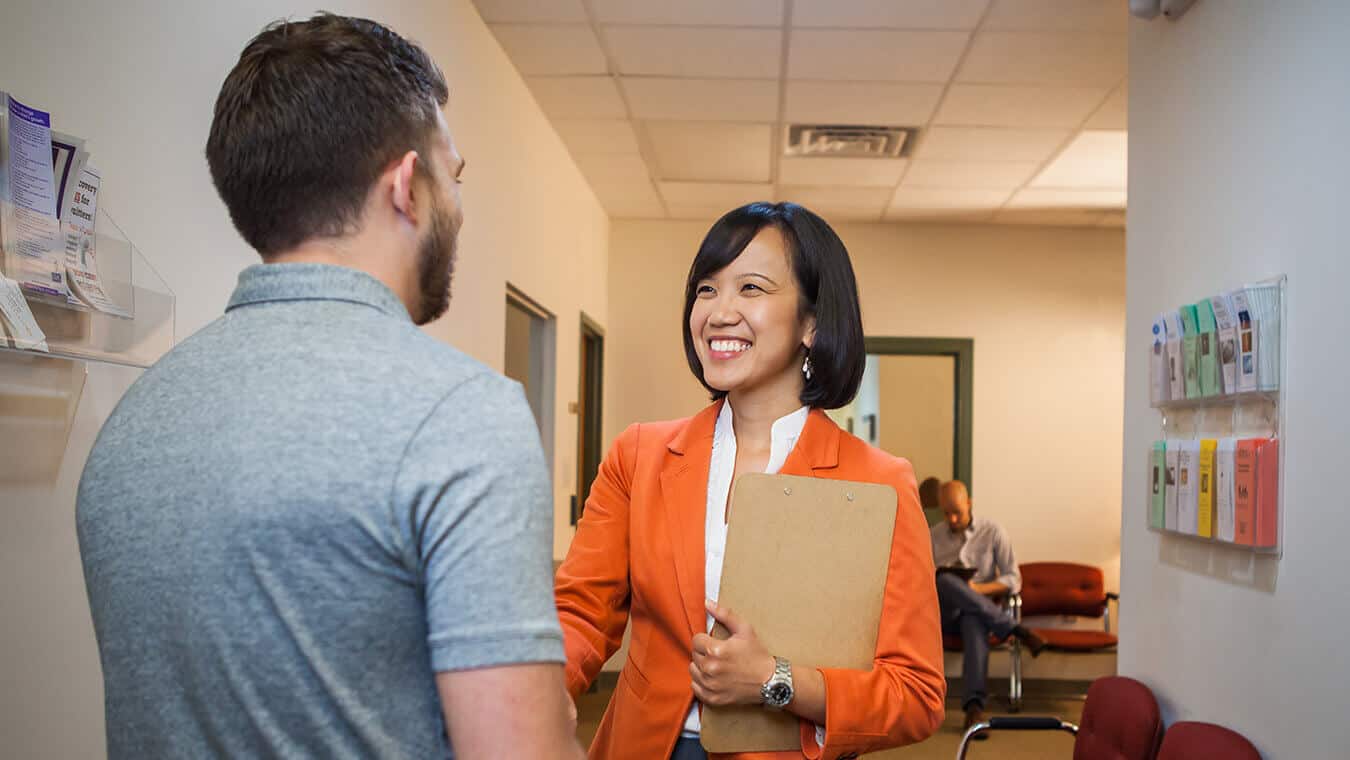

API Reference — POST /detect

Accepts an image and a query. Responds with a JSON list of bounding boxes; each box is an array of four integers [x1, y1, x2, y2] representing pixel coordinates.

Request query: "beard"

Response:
[[411, 199, 458, 326]]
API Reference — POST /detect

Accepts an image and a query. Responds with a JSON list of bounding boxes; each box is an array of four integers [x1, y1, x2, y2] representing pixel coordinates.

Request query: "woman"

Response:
[[555, 203, 945, 760]]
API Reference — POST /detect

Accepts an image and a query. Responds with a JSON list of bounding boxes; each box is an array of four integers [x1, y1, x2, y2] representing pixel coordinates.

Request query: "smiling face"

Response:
[[688, 226, 816, 401]]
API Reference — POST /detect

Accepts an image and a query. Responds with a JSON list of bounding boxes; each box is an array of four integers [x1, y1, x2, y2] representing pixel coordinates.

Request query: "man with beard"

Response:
[[75, 14, 585, 760]]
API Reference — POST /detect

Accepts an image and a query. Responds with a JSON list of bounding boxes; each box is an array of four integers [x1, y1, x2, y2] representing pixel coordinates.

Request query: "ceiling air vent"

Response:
[[784, 124, 917, 159]]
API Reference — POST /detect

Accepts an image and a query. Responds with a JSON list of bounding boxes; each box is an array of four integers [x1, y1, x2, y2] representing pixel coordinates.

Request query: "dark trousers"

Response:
[[937, 573, 1017, 711], [671, 736, 708, 760]]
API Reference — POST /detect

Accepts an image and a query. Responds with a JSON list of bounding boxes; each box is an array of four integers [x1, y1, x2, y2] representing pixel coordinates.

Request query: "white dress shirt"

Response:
[[683, 400, 811, 738]]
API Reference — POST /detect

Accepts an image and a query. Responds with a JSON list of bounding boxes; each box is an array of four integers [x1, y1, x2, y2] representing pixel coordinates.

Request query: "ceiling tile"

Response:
[[777, 186, 892, 219], [982, 0, 1127, 32], [935, 84, 1109, 127], [792, 0, 989, 29], [590, 0, 784, 26], [622, 78, 779, 122], [659, 182, 773, 207], [887, 187, 1010, 216], [605, 26, 782, 79], [993, 208, 1107, 227], [488, 24, 607, 75], [789, 30, 969, 82], [785, 81, 943, 125], [1085, 82, 1128, 129], [1031, 129, 1127, 189], [573, 153, 665, 217], [527, 76, 627, 119], [902, 160, 1039, 190], [958, 32, 1126, 86], [472, 0, 588, 23], [1008, 188, 1126, 209], [597, 189, 667, 218], [918, 126, 1070, 163], [666, 204, 743, 220], [646, 122, 773, 182], [778, 157, 908, 187], [552, 119, 641, 154]]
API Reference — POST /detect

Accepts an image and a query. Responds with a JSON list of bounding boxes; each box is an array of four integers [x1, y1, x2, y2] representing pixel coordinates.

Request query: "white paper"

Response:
[[1150, 313, 1170, 405], [62, 165, 126, 316], [1228, 289, 1258, 393], [3, 94, 68, 299], [1215, 438, 1238, 543], [1244, 282, 1281, 392], [0, 276, 48, 351], [1175, 440, 1201, 535], [1209, 294, 1239, 394]]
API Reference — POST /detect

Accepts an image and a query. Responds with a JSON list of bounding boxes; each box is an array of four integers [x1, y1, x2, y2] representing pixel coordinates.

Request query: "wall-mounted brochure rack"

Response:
[[1, 202, 174, 484], [0, 202, 174, 368], [1146, 276, 1285, 557]]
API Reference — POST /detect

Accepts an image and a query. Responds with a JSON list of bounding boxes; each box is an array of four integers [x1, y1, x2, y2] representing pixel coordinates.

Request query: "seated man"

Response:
[[931, 480, 1046, 735]]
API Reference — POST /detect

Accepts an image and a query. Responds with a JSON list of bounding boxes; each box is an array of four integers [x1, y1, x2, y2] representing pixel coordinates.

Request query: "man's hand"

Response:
[[969, 580, 1009, 598], [690, 600, 775, 707]]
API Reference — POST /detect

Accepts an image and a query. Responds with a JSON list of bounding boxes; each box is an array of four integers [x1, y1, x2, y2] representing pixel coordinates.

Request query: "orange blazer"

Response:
[[555, 403, 946, 760]]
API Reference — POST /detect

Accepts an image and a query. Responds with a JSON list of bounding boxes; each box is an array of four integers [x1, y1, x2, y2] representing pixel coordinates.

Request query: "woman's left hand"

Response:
[[690, 599, 776, 707]]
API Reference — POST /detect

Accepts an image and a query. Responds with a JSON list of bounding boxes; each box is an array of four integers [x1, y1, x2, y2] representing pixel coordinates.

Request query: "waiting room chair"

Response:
[[1156, 721, 1261, 760], [1019, 562, 1119, 653], [956, 675, 1164, 760]]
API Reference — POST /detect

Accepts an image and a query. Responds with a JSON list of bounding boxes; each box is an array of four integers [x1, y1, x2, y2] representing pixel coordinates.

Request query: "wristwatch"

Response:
[[760, 656, 794, 709]]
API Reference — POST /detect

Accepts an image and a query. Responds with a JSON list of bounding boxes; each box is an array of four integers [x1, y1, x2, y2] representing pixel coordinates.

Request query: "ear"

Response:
[[390, 150, 421, 225], [801, 313, 817, 351]]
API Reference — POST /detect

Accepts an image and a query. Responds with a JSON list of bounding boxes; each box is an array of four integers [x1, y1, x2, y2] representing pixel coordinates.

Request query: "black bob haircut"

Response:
[[681, 202, 866, 411]]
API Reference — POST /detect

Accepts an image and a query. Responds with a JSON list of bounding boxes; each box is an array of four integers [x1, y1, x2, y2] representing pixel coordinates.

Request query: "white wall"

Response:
[[0, 1, 607, 755], [1121, 3, 1350, 755], [604, 220, 1125, 590]]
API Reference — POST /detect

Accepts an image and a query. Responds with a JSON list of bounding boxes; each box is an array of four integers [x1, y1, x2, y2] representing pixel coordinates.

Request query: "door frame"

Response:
[[864, 336, 974, 494], [574, 313, 605, 525]]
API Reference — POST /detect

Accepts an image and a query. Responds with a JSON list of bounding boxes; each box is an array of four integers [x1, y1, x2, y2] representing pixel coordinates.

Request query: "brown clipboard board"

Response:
[[700, 473, 898, 753]]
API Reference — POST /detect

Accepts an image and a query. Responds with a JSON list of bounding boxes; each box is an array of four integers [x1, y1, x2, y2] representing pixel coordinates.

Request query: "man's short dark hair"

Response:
[[206, 13, 449, 256], [681, 202, 866, 410]]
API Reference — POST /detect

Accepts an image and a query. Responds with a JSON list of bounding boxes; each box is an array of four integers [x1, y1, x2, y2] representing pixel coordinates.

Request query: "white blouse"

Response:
[[682, 400, 810, 738]]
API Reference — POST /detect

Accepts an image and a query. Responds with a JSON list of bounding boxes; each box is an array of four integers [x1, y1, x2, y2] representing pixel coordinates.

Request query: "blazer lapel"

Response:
[[660, 402, 722, 639], [778, 408, 842, 477]]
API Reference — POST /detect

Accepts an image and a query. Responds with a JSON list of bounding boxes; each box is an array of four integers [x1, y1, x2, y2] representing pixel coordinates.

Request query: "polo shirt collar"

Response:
[[226, 263, 409, 321]]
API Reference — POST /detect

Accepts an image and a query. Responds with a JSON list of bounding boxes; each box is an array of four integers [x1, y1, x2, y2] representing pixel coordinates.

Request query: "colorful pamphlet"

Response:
[[1180, 304, 1201, 398], [1194, 300, 1220, 397], [1210, 294, 1239, 394], [1150, 441, 1166, 529], [1215, 438, 1238, 543], [1175, 439, 1201, 535], [1196, 439, 1217, 537], [1164, 439, 1180, 531], [1150, 315, 1170, 405], [1228, 289, 1258, 393]]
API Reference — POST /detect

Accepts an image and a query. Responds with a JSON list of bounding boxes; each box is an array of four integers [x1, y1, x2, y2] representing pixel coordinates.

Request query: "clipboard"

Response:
[[700, 473, 898, 753]]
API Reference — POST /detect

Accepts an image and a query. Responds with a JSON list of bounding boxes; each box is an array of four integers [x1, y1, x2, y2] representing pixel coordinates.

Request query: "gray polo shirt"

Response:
[[77, 263, 564, 759]]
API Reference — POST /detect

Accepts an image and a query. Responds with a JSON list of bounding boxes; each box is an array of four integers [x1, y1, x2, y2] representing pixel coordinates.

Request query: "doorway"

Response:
[[504, 286, 556, 470], [574, 315, 604, 524], [829, 337, 974, 526]]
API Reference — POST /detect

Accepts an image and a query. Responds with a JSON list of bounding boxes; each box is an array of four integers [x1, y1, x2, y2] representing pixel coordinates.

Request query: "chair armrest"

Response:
[[956, 717, 1078, 759]]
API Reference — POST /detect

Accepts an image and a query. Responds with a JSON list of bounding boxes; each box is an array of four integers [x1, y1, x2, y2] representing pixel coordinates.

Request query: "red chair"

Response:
[[1019, 562, 1119, 652], [1157, 722, 1261, 760], [956, 675, 1164, 760]]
